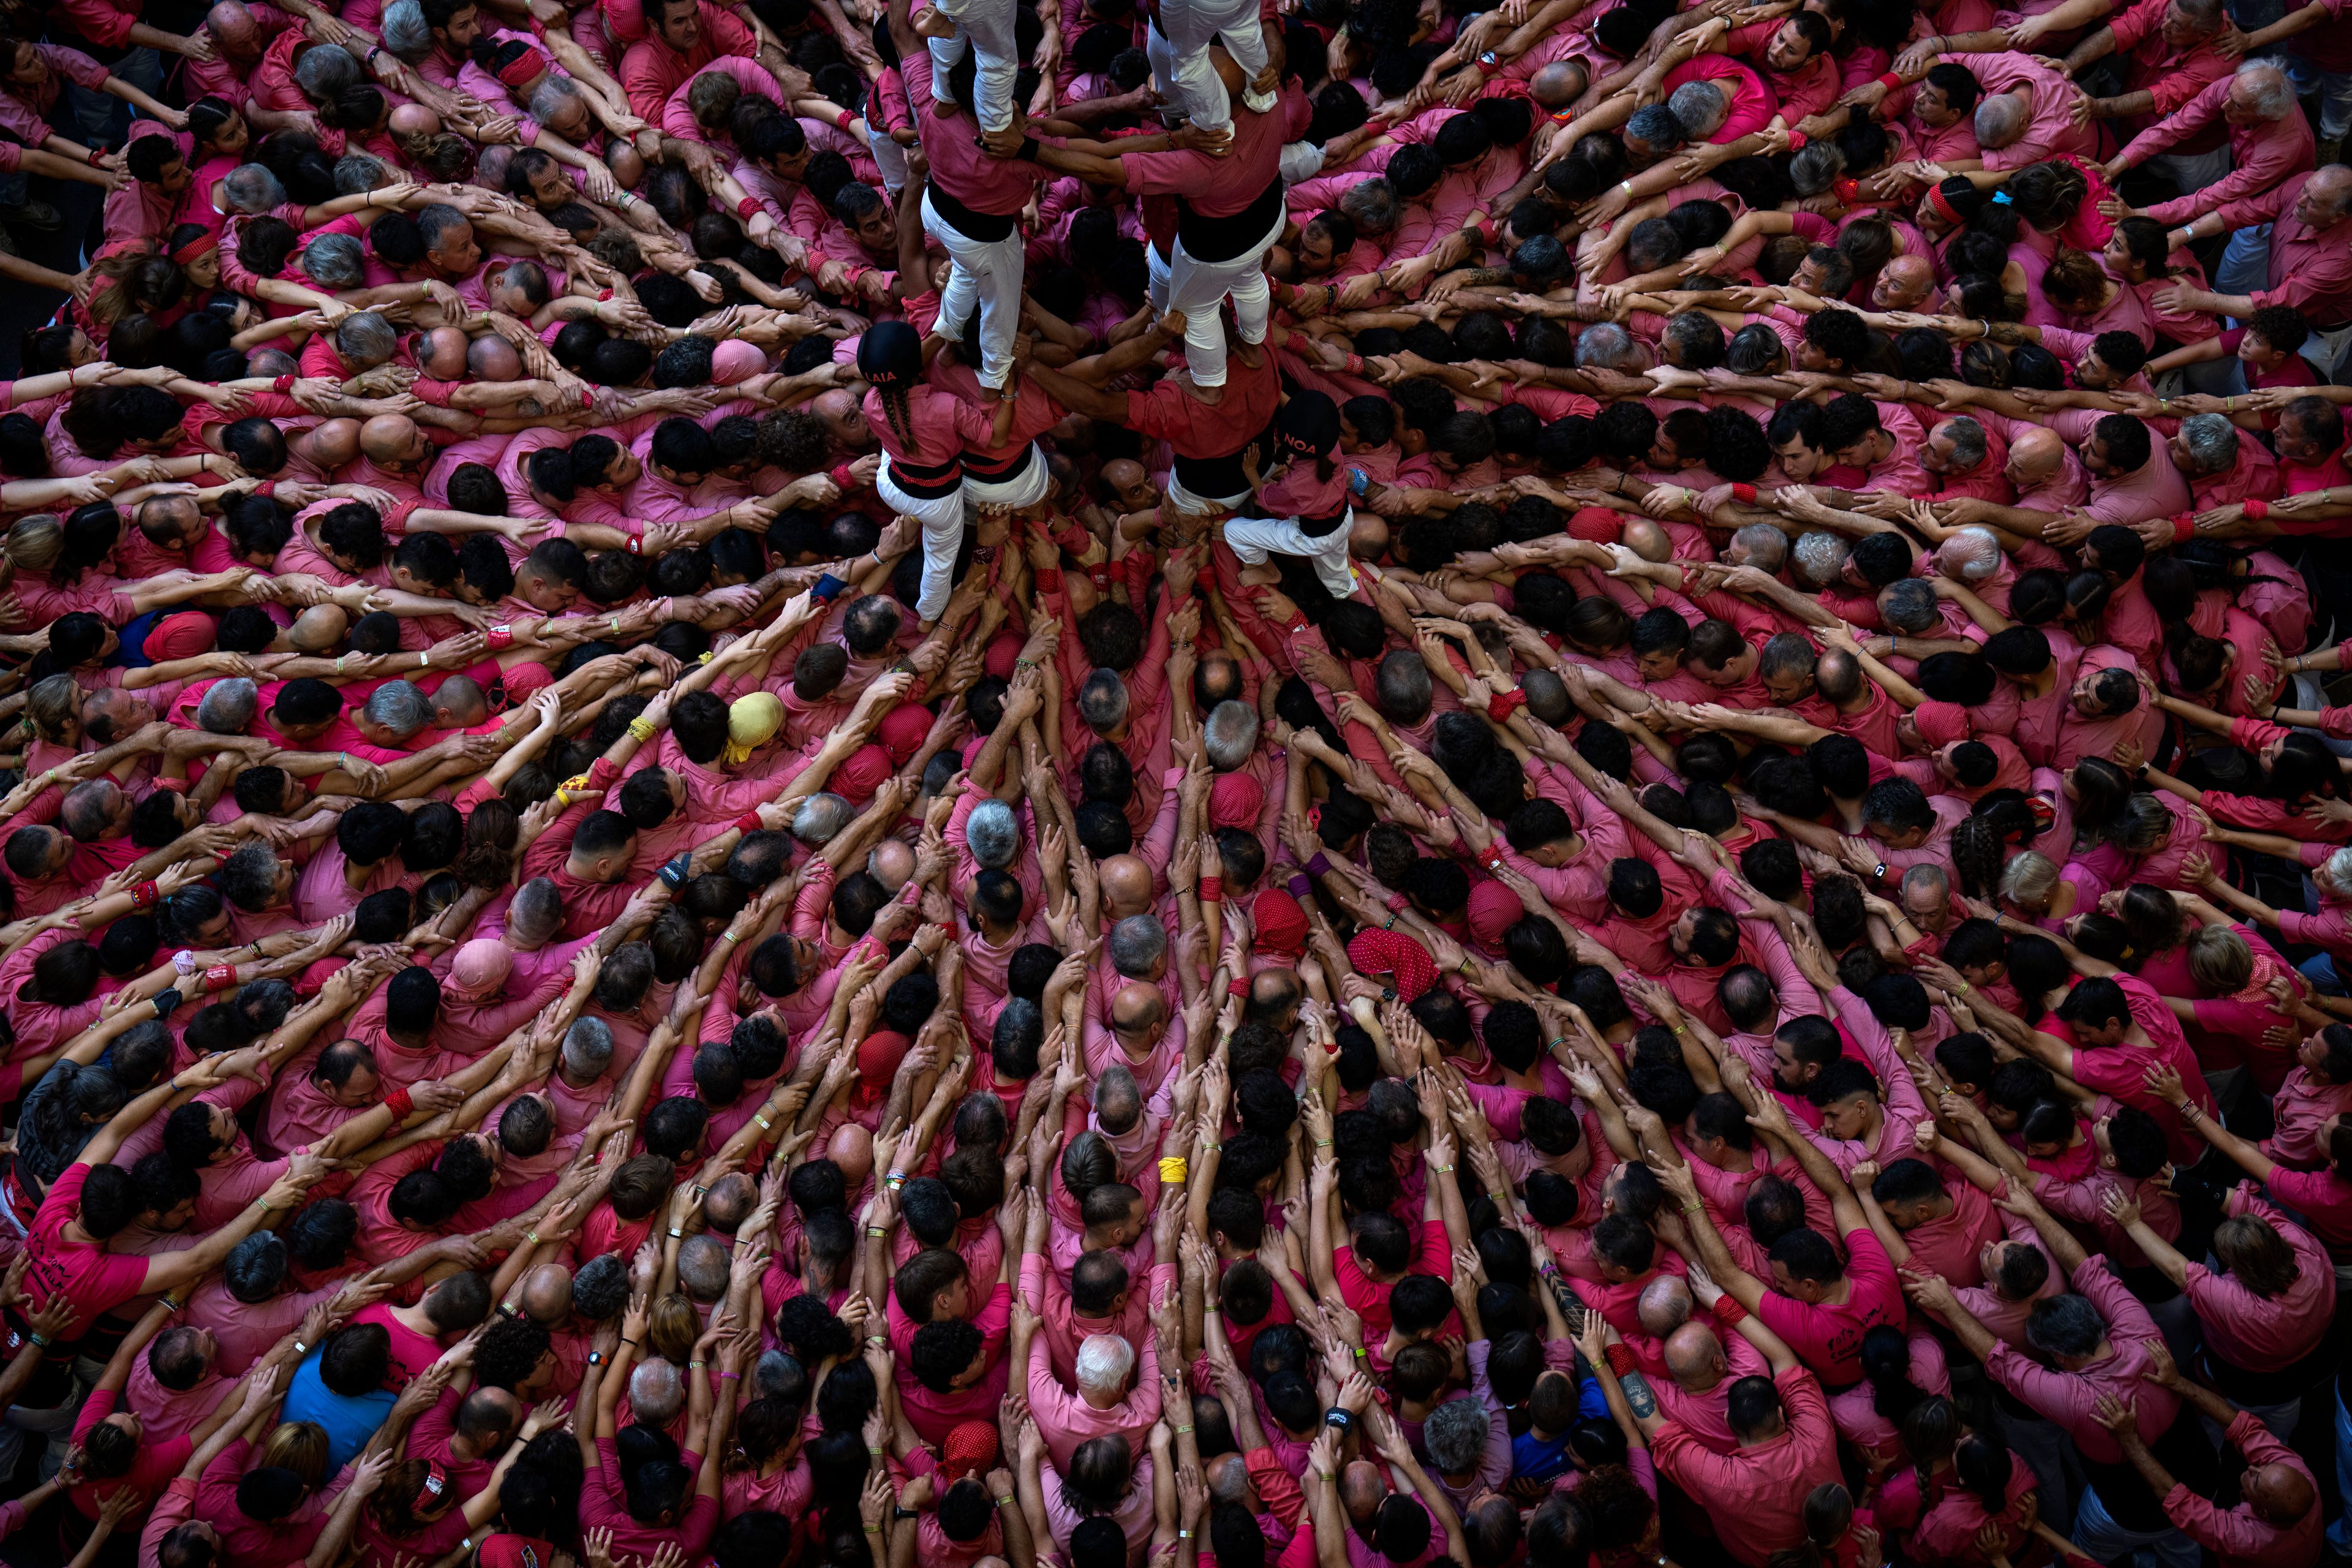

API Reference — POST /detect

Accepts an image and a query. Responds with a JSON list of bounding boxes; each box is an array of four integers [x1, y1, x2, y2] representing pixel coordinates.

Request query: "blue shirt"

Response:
[[282, 1348, 397, 1469]]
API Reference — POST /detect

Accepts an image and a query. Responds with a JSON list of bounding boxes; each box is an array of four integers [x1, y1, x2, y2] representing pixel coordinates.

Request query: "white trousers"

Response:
[[1147, 4, 1271, 133], [923, 187, 1023, 392], [1167, 207, 1283, 385], [925, 0, 1021, 132], [1225, 507, 1359, 597], [878, 454, 970, 622]]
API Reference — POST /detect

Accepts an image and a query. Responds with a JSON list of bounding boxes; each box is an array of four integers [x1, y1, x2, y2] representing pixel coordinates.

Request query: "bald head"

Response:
[[1621, 518, 1671, 562], [1662, 1322, 1728, 1389], [288, 603, 349, 652], [869, 838, 915, 892], [2245, 1460, 2315, 1525], [519, 1263, 573, 1325], [208, 1, 260, 50], [467, 334, 522, 382], [1110, 982, 1167, 1036], [389, 102, 441, 137], [1340, 1460, 1389, 1522], [359, 414, 423, 467], [1637, 1275, 1694, 1337], [431, 674, 487, 728], [827, 1123, 873, 1185], [1975, 91, 2027, 148], [1872, 254, 1934, 311], [1098, 854, 1153, 917], [2008, 427, 2065, 484], [1205, 1452, 1253, 1506], [1529, 59, 1589, 110], [456, 1385, 521, 1441], [701, 1172, 757, 1234], [418, 327, 469, 379], [628, 1358, 686, 1425], [1349, 511, 1390, 560]]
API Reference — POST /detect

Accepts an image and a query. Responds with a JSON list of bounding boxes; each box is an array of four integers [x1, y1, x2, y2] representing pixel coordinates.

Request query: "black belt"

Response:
[[928, 183, 1019, 244], [963, 442, 1033, 483], [1177, 179, 1283, 263], [886, 452, 963, 499]]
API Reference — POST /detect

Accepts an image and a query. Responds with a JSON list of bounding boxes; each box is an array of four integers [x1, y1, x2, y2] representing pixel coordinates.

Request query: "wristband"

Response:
[[1487, 688, 1527, 723], [627, 717, 658, 742], [1877, 71, 1902, 91], [1287, 872, 1314, 902], [812, 570, 850, 602], [736, 195, 761, 219], [1324, 1407, 1355, 1430], [383, 1087, 415, 1120], [1604, 1343, 1637, 1378], [625, 532, 643, 556], [828, 462, 857, 493], [1159, 1156, 1188, 1183], [1711, 1294, 1749, 1327], [658, 853, 693, 889], [718, 1370, 740, 1381], [1348, 465, 1371, 498], [1227, 976, 1249, 998], [1785, 130, 1806, 151], [131, 879, 159, 911], [153, 989, 183, 1018], [1198, 875, 1223, 903], [205, 965, 237, 992], [174, 949, 200, 977], [1731, 482, 1757, 504], [2243, 498, 2269, 521], [28, 1334, 50, 1348], [273, 374, 296, 394], [736, 810, 766, 834], [1832, 177, 1862, 203], [1035, 567, 1063, 591], [1306, 852, 1333, 878], [1342, 353, 1365, 376], [257, 481, 275, 499]]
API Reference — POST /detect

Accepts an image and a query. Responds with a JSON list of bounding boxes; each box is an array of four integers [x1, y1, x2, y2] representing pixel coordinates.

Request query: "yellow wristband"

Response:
[[1158, 1156, 1188, 1183], [627, 717, 657, 742]]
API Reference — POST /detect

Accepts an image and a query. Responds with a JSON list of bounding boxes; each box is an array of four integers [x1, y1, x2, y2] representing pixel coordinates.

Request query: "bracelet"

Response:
[[1430, 1164, 1454, 1174], [996, 1496, 1016, 1508], [668, 1227, 686, 1239], [866, 1226, 887, 1237], [524, 1232, 540, 1246], [690, 1359, 707, 1370], [1174, 1424, 1194, 1434], [864, 1526, 883, 1536], [627, 717, 657, 742], [28, 1334, 49, 1348], [294, 1340, 311, 1355], [718, 1370, 740, 1381], [622, 1339, 640, 1348]]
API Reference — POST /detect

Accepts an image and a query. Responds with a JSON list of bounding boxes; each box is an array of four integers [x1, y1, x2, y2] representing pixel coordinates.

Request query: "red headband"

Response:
[[172, 228, 221, 265], [497, 49, 547, 86], [1926, 185, 1963, 226]]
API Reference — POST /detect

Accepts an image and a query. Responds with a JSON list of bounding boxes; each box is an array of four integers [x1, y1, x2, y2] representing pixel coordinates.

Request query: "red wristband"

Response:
[[1732, 482, 1757, 504], [1877, 71, 1902, 91], [1487, 688, 1527, 723], [829, 461, 856, 491], [1785, 130, 1806, 151], [1198, 876, 1223, 903], [1035, 568, 1062, 591], [205, 965, 236, 992], [736, 810, 766, 834], [2243, 498, 2269, 521], [1604, 1343, 1637, 1378], [2171, 512, 2194, 546], [1711, 1294, 1749, 1327], [132, 880, 159, 911], [625, 533, 643, 555], [273, 374, 296, 394], [1227, 976, 1250, 997], [835, 107, 855, 130], [1833, 177, 1862, 203], [383, 1087, 415, 1120], [598, 288, 614, 302], [257, 481, 276, 499], [736, 196, 761, 219], [486, 625, 514, 651]]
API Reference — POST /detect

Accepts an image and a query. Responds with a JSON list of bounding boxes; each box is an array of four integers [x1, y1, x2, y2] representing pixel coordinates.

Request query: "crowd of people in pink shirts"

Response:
[[4, 0, 2352, 1566]]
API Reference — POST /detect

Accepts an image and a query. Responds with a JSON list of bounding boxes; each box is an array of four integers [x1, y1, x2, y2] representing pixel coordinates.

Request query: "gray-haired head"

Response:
[[1077, 669, 1129, 732], [2177, 412, 2240, 475], [295, 40, 365, 98], [302, 232, 368, 289], [1791, 530, 1850, 589], [377, 1, 432, 61], [363, 680, 434, 739], [676, 1235, 729, 1302], [1937, 525, 2003, 583], [1626, 102, 1684, 150], [1108, 913, 1166, 978], [195, 676, 260, 735], [2233, 59, 2296, 119], [1900, 863, 1951, 906], [511, 876, 564, 946], [1728, 523, 1788, 574], [562, 1015, 616, 1077], [1667, 84, 1725, 137], [753, 1348, 799, 1400], [331, 153, 389, 198], [222, 163, 288, 215], [966, 799, 1020, 868], [1074, 1333, 1136, 1403], [1337, 176, 1399, 235], [1422, 1396, 1493, 1475], [1940, 415, 1988, 469], [627, 1357, 687, 1425], [415, 203, 470, 253], [1095, 1063, 1141, 1131], [335, 311, 400, 371], [1574, 322, 1640, 371], [1789, 140, 1847, 197], [1202, 700, 1261, 771], [1974, 93, 2027, 149], [791, 793, 853, 845], [1879, 577, 1940, 635], [529, 75, 584, 124]]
